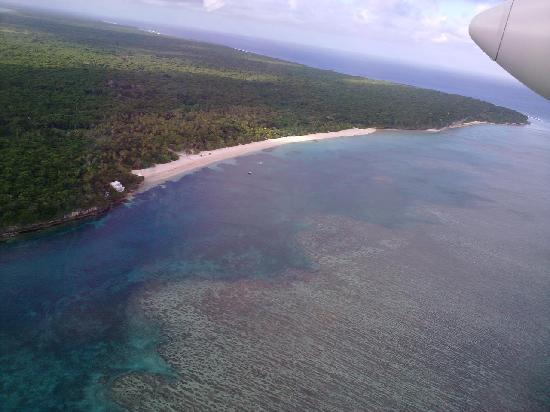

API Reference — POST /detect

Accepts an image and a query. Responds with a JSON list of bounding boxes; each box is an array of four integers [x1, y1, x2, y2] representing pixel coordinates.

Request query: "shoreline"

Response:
[[1, 121, 521, 240], [131, 121, 502, 192], [425, 120, 490, 133], [132, 128, 377, 192], [0, 206, 110, 240]]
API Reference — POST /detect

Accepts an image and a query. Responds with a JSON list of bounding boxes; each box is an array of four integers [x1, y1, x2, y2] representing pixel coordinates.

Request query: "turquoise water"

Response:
[[1, 123, 550, 410]]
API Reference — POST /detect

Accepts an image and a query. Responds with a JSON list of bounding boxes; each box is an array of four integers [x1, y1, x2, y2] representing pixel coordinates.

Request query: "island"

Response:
[[0, 9, 528, 238]]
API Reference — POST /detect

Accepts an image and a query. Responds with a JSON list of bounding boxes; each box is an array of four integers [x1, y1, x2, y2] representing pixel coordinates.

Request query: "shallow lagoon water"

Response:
[[1, 123, 550, 410]]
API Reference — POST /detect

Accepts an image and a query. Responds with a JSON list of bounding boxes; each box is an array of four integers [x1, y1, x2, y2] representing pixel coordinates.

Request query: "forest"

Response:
[[0, 10, 528, 232]]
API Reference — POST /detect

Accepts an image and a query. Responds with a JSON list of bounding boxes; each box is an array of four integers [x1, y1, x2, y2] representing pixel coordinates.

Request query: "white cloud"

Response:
[[355, 8, 372, 24], [136, 0, 498, 45], [203, 0, 225, 12], [432, 33, 449, 43], [475, 3, 492, 14], [423, 15, 448, 29]]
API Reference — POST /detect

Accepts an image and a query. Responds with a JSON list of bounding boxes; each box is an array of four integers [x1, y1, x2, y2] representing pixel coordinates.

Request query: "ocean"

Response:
[[1, 29, 549, 411]]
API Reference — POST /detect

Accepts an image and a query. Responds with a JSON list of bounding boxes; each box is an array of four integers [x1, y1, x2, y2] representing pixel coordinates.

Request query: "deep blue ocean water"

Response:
[[1, 31, 550, 411]]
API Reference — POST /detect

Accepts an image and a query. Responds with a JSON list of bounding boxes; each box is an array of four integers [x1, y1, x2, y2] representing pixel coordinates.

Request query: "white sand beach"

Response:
[[132, 128, 377, 192], [426, 120, 489, 133]]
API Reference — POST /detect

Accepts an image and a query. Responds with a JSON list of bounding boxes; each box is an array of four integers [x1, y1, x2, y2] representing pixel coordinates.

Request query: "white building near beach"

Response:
[[110, 181, 125, 193]]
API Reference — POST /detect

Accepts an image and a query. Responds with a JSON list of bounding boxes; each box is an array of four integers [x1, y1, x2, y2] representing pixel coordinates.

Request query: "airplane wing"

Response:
[[470, 0, 550, 100]]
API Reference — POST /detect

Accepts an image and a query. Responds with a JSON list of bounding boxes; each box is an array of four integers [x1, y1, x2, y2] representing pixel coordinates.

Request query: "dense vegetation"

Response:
[[0, 10, 528, 232]]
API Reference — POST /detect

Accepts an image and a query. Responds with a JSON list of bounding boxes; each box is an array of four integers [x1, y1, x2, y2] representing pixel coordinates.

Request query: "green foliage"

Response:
[[0, 11, 528, 230]]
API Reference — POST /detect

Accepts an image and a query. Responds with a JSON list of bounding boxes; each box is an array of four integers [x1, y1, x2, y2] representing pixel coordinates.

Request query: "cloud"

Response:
[[432, 33, 449, 43], [130, 0, 499, 43], [475, 3, 492, 13], [239, 1, 494, 41], [203, 0, 225, 12], [355, 8, 372, 24], [423, 15, 448, 29]]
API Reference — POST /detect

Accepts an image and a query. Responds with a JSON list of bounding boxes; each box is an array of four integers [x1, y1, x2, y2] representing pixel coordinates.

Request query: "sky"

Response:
[[7, 0, 512, 79]]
